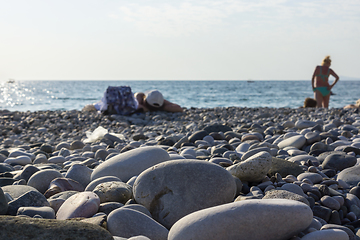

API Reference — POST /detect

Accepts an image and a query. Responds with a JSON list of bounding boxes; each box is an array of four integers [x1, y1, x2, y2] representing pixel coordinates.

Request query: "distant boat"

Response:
[[7, 79, 15, 83], [247, 80, 254, 83]]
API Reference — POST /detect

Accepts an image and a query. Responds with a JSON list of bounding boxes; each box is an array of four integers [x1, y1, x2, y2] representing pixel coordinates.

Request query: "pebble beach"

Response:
[[1, 106, 360, 240]]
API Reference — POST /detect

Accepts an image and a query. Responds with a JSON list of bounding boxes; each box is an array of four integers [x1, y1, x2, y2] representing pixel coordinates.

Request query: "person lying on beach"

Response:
[[311, 55, 339, 108], [134, 90, 183, 113], [82, 87, 183, 114], [344, 99, 360, 109]]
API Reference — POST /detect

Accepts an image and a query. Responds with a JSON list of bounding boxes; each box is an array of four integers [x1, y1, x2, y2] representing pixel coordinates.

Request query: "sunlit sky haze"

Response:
[[1, 0, 359, 81]]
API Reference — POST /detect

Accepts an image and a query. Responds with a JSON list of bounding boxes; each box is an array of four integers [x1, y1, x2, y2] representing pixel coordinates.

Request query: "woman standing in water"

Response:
[[311, 56, 339, 108]]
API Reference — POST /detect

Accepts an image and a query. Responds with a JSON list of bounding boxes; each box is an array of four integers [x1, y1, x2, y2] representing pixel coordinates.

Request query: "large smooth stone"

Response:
[[168, 199, 313, 240], [0, 215, 113, 240], [278, 135, 306, 149], [301, 229, 349, 240], [337, 165, 360, 187], [107, 208, 168, 240], [227, 151, 272, 182], [91, 146, 170, 182], [322, 153, 357, 171], [7, 190, 50, 216], [56, 192, 100, 220], [92, 181, 132, 204], [27, 169, 64, 194], [133, 159, 236, 229]]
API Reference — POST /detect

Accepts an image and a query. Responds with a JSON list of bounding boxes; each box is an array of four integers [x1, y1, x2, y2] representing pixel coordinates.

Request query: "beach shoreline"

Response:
[[1, 107, 360, 239]]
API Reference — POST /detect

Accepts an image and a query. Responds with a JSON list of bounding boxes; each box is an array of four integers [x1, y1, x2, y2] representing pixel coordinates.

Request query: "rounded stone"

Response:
[[301, 229, 349, 240], [297, 172, 323, 184], [320, 196, 341, 210], [91, 146, 170, 182], [1, 185, 39, 199], [267, 157, 304, 178], [133, 159, 236, 229], [48, 156, 66, 164], [27, 169, 64, 194], [40, 144, 53, 153], [121, 204, 152, 217], [188, 130, 208, 143], [280, 183, 306, 197], [322, 153, 357, 172], [98, 202, 124, 215], [278, 135, 306, 149], [19, 165, 40, 183], [33, 154, 48, 164], [320, 224, 356, 240], [227, 151, 272, 182], [65, 164, 93, 188], [47, 191, 79, 212], [4, 156, 32, 166], [168, 199, 313, 240], [240, 147, 272, 161], [70, 140, 85, 150], [7, 190, 50, 216], [305, 132, 321, 145], [92, 181, 132, 204], [107, 208, 168, 240], [263, 189, 309, 206], [337, 165, 360, 187], [94, 149, 109, 161], [85, 176, 123, 191], [44, 178, 85, 198], [0, 163, 15, 174], [312, 205, 332, 222], [56, 192, 100, 220], [17, 206, 55, 219]]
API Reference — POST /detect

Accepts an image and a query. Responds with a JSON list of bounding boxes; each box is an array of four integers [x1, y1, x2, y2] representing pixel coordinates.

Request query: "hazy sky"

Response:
[[1, 0, 359, 81]]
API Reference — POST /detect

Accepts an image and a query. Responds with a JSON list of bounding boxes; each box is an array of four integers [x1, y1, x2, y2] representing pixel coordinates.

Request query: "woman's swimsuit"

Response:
[[313, 66, 331, 97]]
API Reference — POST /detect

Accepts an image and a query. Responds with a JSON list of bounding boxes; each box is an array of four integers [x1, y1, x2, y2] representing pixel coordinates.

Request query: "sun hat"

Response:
[[145, 90, 164, 107]]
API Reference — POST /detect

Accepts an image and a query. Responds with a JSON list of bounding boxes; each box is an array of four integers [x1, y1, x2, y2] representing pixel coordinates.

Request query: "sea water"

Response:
[[0, 80, 359, 112]]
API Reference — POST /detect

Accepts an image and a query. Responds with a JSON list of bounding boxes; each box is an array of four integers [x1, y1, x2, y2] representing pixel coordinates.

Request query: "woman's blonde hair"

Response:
[[322, 55, 331, 65]]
